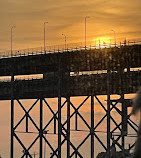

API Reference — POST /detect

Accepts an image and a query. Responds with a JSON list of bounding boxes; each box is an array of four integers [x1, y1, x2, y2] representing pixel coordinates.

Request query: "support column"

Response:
[[54, 115, 56, 134], [107, 69, 111, 158], [74, 108, 78, 158], [120, 69, 126, 155], [26, 152, 28, 158], [67, 97, 70, 158], [75, 112, 78, 131], [11, 74, 14, 158], [121, 94, 127, 156], [58, 56, 62, 158], [91, 96, 94, 158], [107, 94, 111, 157], [26, 113, 28, 133], [40, 99, 43, 158], [11, 99, 14, 158], [58, 97, 61, 158]]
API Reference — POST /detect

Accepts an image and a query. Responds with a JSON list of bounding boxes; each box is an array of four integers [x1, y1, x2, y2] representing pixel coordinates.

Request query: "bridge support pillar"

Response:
[[58, 97, 62, 158], [10, 99, 14, 158], [10, 74, 14, 158], [91, 96, 94, 158], [67, 97, 70, 158], [40, 98, 43, 158], [107, 70, 111, 158], [107, 94, 111, 158]]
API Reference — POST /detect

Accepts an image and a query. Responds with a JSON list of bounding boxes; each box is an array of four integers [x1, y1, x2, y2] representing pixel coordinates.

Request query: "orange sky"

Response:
[[0, 0, 141, 50]]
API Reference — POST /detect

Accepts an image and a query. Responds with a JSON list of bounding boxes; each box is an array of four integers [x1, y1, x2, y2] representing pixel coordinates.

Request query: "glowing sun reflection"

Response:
[[92, 36, 115, 48]]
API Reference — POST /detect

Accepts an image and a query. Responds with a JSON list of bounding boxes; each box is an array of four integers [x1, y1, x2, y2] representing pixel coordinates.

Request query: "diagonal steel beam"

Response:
[[14, 99, 39, 130], [43, 100, 67, 131], [70, 133, 91, 157], [14, 133, 32, 158]]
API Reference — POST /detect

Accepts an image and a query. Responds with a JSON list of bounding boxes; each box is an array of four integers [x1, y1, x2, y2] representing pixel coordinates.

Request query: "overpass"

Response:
[[0, 42, 141, 157]]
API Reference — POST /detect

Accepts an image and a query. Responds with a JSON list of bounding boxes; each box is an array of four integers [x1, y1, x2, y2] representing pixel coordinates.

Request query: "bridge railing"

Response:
[[0, 38, 141, 58]]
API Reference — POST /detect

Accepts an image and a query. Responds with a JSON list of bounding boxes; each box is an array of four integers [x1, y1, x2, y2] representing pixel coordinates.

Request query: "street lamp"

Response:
[[85, 16, 90, 49], [62, 34, 67, 51], [11, 26, 16, 56], [44, 22, 48, 52], [111, 29, 116, 46], [31, 152, 38, 158]]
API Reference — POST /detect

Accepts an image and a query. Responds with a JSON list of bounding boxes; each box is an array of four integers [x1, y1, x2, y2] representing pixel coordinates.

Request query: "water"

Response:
[[0, 94, 139, 158]]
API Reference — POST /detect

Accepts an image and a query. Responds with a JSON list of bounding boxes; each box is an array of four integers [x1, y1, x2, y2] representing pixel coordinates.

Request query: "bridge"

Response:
[[0, 40, 141, 157]]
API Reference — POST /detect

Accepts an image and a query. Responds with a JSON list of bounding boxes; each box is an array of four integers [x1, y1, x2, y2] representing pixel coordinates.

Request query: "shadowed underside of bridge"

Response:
[[0, 71, 141, 100], [1, 45, 141, 158]]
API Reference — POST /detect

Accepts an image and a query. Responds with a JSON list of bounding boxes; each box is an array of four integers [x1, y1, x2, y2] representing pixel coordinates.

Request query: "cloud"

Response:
[[0, 0, 141, 49]]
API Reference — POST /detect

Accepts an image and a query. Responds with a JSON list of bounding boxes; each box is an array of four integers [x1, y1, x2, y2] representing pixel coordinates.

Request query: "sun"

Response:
[[91, 36, 113, 48], [94, 36, 111, 45]]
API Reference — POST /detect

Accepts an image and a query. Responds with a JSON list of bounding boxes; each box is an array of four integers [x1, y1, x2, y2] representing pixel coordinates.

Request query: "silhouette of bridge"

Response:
[[0, 40, 141, 157]]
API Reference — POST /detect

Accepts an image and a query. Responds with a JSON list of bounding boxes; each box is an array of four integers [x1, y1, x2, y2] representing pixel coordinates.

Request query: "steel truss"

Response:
[[10, 59, 138, 157], [10, 93, 138, 158]]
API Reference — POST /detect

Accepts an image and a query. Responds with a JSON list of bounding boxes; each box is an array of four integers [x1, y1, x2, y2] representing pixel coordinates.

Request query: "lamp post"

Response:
[[111, 29, 116, 46], [11, 26, 16, 56], [44, 22, 48, 52], [62, 34, 67, 51], [85, 16, 90, 49], [31, 152, 38, 158]]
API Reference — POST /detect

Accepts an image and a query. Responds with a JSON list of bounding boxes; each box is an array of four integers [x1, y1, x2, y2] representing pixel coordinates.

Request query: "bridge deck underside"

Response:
[[0, 71, 140, 100]]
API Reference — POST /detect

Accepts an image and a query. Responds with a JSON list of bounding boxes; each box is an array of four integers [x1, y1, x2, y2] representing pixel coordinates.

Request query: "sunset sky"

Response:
[[0, 1, 141, 157], [0, 0, 141, 50]]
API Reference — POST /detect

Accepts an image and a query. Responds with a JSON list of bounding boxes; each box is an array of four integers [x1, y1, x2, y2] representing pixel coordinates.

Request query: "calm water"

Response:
[[0, 94, 139, 158]]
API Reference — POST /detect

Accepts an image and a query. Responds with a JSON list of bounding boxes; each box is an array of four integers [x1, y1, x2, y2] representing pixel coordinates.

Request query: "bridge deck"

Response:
[[0, 45, 141, 76], [0, 45, 140, 99], [0, 71, 140, 100]]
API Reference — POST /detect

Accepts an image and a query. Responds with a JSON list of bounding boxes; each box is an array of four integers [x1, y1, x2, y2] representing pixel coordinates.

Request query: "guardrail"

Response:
[[0, 38, 141, 59]]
